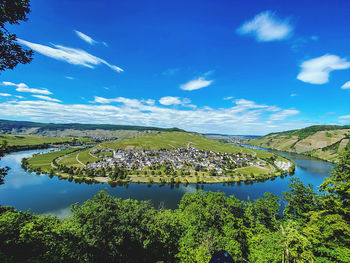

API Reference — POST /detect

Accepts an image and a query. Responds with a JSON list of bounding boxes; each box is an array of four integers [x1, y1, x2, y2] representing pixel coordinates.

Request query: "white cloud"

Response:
[[223, 96, 234, 100], [141, 99, 155, 105], [0, 96, 307, 135], [0, 93, 11, 97], [339, 115, 350, 123], [74, 30, 97, 45], [1, 81, 16, 86], [269, 109, 300, 121], [17, 39, 123, 72], [341, 81, 350, 90], [237, 11, 293, 42], [180, 76, 213, 91], [16, 86, 52, 95], [235, 98, 266, 109], [290, 93, 297, 97], [1, 81, 52, 95], [32, 95, 61, 102], [234, 99, 280, 112], [65, 76, 74, 80], [297, 54, 350, 84], [158, 96, 191, 106]]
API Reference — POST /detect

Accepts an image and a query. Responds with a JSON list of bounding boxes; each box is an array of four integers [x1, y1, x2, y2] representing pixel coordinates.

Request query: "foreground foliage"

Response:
[[0, 0, 33, 72], [1, 151, 350, 262]]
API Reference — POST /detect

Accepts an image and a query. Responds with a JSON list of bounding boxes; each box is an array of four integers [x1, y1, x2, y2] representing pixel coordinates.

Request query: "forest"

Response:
[[1, 149, 349, 263]]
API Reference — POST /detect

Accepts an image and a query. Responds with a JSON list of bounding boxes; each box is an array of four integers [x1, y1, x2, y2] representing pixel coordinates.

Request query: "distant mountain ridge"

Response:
[[0, 119, 184, 138], [248, 125, 350, 163]]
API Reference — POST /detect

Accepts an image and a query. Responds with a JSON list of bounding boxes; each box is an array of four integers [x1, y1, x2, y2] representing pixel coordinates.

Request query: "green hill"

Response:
[[97, 131, 273, 158], [248, 125, 350, 162], [0, 134, 91, 152], [0, 119, 183, 138]]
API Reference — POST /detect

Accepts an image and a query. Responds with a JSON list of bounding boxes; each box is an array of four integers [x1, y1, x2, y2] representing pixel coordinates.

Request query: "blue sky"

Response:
[[1, 0, 350, 135]]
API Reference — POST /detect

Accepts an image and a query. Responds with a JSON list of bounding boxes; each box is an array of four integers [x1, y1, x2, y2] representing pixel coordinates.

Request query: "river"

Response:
[[0, 147, 334, 218]]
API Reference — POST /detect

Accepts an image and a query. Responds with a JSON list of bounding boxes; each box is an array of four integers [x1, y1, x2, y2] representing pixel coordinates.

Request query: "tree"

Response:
[[283, 178, 320, 220], [320, 149, 350, 216], [252, 192, 280, 230], [0, 0, 33, 72], [0, 140, 10, 184]]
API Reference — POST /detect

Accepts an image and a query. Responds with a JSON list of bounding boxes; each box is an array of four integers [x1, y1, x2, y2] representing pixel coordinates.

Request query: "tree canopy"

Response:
[[0, 0, 33, 72]]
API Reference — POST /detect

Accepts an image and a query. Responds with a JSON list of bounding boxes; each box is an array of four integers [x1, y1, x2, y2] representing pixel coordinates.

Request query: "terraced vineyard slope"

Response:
[[248, 125, 350, 162]]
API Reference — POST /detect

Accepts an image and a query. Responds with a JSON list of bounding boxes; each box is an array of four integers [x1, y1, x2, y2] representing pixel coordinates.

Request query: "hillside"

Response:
[[97, 131, 272, 159], [0, 134, 91, 152], [248, 125, 350, 162], [0, 119, 183, 138]]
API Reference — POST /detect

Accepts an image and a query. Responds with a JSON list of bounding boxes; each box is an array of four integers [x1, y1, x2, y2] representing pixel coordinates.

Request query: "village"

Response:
[[86, 147, 267, 175]]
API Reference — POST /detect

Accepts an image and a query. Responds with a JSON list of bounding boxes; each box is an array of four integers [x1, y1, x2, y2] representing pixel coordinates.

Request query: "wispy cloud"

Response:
[[0, 93, 11, 97], [297, 54, 350, 84], [1, 81, 52, 95], [180, 75, 213, 91], [141, 99, 155, 105], [341, 81, 350, 90], [65, 76, 74, 80], [269, 109, 300, 121], [223, 96, 234, 100], [32, 95, 61, 102], [0, 96, 307, 135], [17, 39, 123, 72], [237, 11, 293, 42], [159, 96, 190, 106], [235, 98, 281, 112], [339, 115, 350, 123], [74, 30, 97, 45], [290, 93, 297, 97]]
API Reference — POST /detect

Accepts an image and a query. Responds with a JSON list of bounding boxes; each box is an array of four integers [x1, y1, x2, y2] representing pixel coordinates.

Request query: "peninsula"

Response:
[[23, 131, 294, 184]]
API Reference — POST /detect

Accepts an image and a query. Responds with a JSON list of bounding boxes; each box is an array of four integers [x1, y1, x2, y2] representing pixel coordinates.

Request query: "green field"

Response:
[[55, 147, 106, 167], [28, 149, 78, 171], [235, 166, 269, 176], [0, 134, 91, 147], [58, 151, 84, 167], [77, 149, 100, 164]]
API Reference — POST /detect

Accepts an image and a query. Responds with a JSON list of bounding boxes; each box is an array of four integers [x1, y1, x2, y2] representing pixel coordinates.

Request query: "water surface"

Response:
[[0, 148, 334, 217]]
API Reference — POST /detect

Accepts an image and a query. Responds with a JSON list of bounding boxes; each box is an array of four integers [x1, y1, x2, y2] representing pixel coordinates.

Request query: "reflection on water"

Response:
[[0, 147, 334, 216]]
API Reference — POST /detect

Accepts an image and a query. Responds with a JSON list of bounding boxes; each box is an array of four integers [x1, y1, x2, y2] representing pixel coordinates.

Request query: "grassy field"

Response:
[[77, 149, 100, 165], [235, 166, 269, 176], [0, 134, 91, 147], [52, 147, 106, 167], [28, 149, 78, 171], [58, 151, 84, 167]]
